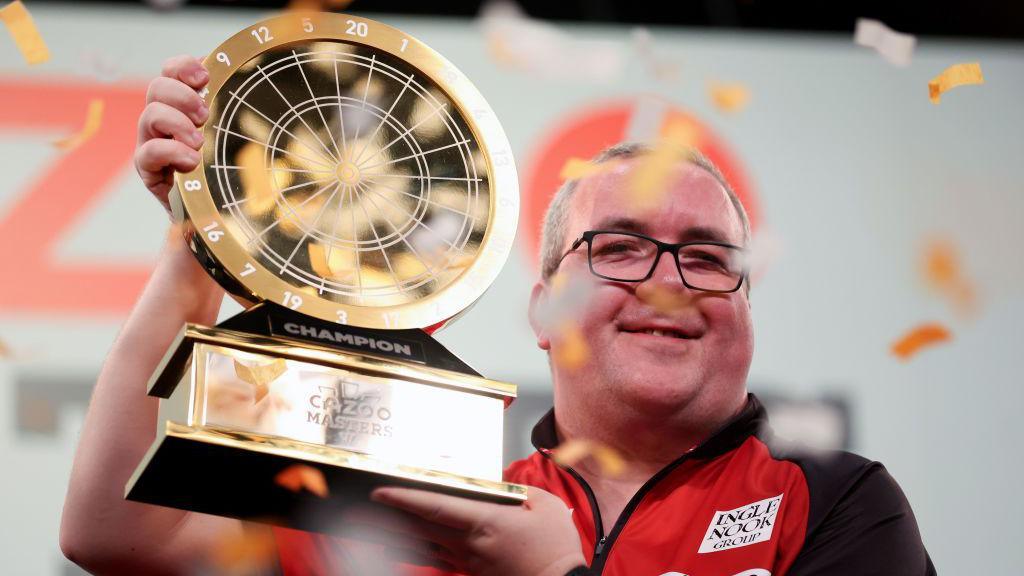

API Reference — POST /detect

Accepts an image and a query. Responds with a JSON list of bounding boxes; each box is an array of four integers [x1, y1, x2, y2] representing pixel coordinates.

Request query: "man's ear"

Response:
[[528, 281, 552, 351]]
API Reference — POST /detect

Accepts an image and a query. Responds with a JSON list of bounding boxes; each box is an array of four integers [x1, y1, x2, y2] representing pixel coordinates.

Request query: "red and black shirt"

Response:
[[274, 394, 935, 575]]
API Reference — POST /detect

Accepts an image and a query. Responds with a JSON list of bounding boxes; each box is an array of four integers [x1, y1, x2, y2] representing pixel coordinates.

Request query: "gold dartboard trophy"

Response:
[[126, 12, 527, 535]]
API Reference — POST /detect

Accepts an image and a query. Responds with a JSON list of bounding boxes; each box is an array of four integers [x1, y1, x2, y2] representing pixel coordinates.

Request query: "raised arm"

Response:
[[59, 56, 244, 575]]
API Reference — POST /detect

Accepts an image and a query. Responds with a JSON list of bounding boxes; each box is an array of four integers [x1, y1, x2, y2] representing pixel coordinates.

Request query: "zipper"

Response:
[[541, 445, 705, 574], [537, 398, 758, 574], [587, 453, 695, 574], [594, 536, 607, 556]]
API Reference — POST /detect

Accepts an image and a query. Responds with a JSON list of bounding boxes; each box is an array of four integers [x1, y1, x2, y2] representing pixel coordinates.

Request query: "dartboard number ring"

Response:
[[174, 12, 518, 331]]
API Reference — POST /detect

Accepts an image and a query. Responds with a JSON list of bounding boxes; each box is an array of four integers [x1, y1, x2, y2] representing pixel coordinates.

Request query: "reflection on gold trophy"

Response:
[[126, 12, 525, 536]]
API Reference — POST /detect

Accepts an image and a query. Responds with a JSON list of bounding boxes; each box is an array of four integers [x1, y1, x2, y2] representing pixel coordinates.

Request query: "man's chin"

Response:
[[611, 374, 704, 417]]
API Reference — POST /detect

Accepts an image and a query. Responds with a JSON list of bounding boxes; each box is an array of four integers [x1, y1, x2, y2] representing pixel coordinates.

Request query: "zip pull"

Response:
[[594, 536, 607, 557]]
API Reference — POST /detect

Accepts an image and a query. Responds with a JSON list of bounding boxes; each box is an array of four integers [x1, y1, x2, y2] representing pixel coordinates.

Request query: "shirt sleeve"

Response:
[[785, 465, 936, 576]]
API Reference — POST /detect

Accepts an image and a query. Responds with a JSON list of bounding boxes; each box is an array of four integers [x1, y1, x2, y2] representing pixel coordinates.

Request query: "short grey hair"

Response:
[[539, 142, 751, 280]]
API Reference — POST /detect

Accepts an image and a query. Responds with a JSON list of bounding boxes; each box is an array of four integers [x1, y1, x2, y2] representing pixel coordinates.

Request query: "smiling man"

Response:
[[61, 57, 934, 576], [369, 143, 937, 576]]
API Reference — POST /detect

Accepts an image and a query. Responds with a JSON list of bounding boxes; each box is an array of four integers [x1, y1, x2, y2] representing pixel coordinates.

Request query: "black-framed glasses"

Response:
[[555, 230, 747, 293]]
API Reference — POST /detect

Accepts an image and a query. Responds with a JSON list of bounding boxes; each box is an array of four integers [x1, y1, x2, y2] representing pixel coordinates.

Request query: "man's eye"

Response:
[[682, 250, 729, 268], [595, 242, 637, 255]]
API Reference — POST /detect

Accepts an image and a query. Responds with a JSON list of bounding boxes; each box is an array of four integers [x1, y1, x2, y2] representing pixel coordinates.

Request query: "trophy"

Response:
[[126, 12, 526, 535]]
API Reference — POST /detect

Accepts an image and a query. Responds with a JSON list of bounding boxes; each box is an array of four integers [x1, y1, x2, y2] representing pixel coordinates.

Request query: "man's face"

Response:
[[534, 158, 754, 419]]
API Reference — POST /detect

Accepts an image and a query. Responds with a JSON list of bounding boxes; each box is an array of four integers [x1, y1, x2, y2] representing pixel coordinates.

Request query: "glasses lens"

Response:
[[679, 244, 744, 291], [588, 233, 658, 281]]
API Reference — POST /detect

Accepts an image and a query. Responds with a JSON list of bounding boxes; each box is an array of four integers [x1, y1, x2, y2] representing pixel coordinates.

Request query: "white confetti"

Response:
[[479, 0, 625, 82], [854, 18, 916, 67]]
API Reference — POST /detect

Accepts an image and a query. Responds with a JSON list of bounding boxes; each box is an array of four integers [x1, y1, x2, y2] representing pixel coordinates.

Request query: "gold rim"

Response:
[[174, 12, 518, 330]]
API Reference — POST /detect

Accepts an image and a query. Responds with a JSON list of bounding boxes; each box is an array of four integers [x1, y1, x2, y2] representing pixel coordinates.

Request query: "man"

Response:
[[61, 56, 934, 575]]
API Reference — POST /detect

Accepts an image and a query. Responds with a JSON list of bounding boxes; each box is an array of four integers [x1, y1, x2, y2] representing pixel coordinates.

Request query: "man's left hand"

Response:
[[370, 485, 587, 576]]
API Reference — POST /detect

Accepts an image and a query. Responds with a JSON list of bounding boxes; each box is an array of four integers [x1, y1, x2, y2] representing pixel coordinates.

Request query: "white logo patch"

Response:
[[698, 494, 783, 553]]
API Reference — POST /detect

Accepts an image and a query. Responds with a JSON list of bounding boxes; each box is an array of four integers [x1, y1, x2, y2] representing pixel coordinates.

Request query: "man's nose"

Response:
[[644, 249, 689, 290]]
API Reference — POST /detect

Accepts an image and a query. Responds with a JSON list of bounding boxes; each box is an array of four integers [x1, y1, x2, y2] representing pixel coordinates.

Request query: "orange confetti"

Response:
[[559, 157, 615, 181], [53, 99, 104, 151], [308, 243, 358, 284], [928, 62, 984, 104], [637, 284, 692, 314], [891, 323, 952, 360], [922, 237, 977, 317], [708, 81, 751, 113], [551, 439, 625, 477], [274, 464, 329, 498], [233, 358, 288, 403], [552, 322, 589, 371], [627, 118, 700, 210], [486, 33, 522, 68], [0, 1, 49, 65], [209, 525, 277, 573]]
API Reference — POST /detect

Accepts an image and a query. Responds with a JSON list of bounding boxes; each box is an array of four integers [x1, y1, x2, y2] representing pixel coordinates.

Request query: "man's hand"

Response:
[[371, 486, 587, 576], [135, 55, 209, 212]]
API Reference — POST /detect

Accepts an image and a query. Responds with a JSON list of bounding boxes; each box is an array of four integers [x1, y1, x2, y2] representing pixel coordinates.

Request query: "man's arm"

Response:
[[59, 55, 246, 575], [59, 234, 244, 575], [786, 464, 936, 575]]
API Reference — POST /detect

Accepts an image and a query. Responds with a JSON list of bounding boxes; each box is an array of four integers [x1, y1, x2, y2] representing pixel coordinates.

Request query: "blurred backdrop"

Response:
[[0, 1, 1022, 573]]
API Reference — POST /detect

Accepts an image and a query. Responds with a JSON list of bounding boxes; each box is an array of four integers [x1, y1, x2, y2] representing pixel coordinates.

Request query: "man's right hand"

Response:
[[135, 55, 210, 212]]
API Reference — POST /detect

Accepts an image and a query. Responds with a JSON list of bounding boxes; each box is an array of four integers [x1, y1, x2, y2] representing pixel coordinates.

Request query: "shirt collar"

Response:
[[530, 393, 767, 461]]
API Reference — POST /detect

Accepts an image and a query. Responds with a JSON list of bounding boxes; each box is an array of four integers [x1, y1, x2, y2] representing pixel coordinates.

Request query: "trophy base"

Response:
[[126, 421, 526, 536], [126, 304, 527, 536]]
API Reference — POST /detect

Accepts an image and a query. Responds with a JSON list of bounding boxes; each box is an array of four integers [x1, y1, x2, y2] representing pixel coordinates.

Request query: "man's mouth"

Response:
[[621, 327, 694, 340]]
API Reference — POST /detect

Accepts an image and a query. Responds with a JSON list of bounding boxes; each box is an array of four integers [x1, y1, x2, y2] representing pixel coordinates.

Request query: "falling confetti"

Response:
[[308, 243, 358, 284], [551, 439, 625, 477], [853, 18, 916, 67], [559, 157, 612, 181], [631, 27, 681, 83], [627, 117, 700, 210], [923, 237, 977, 317], [891, 322, 952, 360], [208, 525, 278, 574], [275, 464, 330, 498], [233, 358, 288, 403], [53, 99, 104, 151], [552, 321, 589, 371], [237, 143, 279, 215], [480, 0, 625, 82], [636, 284, 692, 315], [625, 94, 670, 143], [539, 271, 597, 331], [708, 81, 751, 113], [928, 62, 984, 104], [0, 1, 49, 65], [743, 228, 784, 287]]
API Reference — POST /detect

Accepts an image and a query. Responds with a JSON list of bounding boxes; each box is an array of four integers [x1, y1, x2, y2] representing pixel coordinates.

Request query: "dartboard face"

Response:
[[176, 13, 518, 330]]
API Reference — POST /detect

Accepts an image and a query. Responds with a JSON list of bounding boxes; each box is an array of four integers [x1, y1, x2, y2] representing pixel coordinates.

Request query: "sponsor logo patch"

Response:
[[698, 494, 783, 553]]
